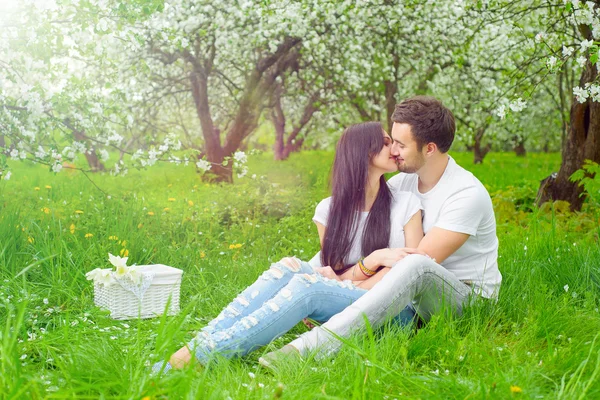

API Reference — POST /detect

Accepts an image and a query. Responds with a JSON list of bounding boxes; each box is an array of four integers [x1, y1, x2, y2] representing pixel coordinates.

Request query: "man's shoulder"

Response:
[[388, 173, 417, 191], [445, 158, 490, 197]]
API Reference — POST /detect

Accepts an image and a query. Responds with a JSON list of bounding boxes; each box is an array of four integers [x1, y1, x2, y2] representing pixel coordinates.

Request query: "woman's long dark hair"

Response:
[[321, 122, 392, 272]]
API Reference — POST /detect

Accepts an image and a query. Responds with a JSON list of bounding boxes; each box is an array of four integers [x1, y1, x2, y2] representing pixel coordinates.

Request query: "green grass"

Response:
[[1, 151, 600, 399]]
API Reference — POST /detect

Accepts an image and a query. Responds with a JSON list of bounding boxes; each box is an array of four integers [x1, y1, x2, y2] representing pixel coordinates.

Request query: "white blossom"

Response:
[[573, 86, 589, 103], [196, 159, 211, 172]]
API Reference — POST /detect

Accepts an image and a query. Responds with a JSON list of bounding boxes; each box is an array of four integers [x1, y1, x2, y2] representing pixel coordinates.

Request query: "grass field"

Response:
[[2, 151, 600, 399]]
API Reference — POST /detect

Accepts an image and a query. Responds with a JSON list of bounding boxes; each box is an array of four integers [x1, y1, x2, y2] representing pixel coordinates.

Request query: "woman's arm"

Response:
[[354, 267, 391, 290], [340, 210, 424, 281], [404, 210, 423, 248], [315, 221, 325, 247]]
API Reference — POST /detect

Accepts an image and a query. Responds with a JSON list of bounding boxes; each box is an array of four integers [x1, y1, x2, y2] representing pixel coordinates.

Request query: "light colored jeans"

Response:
[[289, 254, 474, 356], [188, 257, 370, 364]]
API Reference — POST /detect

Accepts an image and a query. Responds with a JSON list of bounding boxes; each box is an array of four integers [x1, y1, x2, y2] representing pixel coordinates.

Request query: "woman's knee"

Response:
[[262, 257, 303, 280]]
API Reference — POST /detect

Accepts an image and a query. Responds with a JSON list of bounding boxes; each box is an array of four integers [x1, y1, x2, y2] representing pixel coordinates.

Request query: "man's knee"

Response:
[[392, 254, 431, 271]]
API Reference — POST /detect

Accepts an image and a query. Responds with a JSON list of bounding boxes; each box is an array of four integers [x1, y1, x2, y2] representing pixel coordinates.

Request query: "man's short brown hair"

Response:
[[391, 96, 455, 153]]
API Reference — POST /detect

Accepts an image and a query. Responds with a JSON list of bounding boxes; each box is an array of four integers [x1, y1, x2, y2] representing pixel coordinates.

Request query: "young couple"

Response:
[[152, 96, 502, 374]]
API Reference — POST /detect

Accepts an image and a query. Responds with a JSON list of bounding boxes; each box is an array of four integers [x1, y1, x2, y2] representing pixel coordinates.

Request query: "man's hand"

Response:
[[365, 248, 410, 269], [316, 266, 341, 281]]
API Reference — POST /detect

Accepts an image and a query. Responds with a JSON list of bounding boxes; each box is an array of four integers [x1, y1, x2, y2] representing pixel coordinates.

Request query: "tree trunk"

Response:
[[536, 26, 600, 211], [189, 63, 230, 182], [473, 127, 490, 164], [271, 80, 317, 161], [513, 137, 526, 157], [271, 81, 286, 161]]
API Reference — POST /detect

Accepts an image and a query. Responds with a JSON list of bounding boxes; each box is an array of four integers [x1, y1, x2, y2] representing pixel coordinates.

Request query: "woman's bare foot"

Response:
[[169, 345, 192, 369]]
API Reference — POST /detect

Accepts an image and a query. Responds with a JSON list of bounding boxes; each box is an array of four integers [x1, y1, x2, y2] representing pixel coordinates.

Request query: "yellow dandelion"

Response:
[[137, 223, 143, 229], [168, 198, 176, 202], [200, 251, 206, 258], [84, 233, 93, 238], [147, 211, 155, 216], [45, 185, 51, 189], [41, 207, 50, 214], [164, 207, 170, 212], [75, 210, 84, 214], [120, 248, 129, 257], [235, 243, 243, 249], [108, 235, 118, 240], [121, 240, 127, 247], [229, 244, 235, 250], [510, 385, 522, 393], [34, 187, 40, 191], [27, 236, 34, 244], [69, 224, 75, 234], [188, 200, 194, 206]]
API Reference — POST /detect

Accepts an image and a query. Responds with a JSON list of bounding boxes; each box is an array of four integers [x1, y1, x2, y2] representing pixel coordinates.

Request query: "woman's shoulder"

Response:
[[316, 196, 332, 209], [313, 196, 332, 225]]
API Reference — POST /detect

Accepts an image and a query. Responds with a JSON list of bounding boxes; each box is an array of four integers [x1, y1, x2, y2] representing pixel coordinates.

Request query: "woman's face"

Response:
[[369, 131, 398, 174]]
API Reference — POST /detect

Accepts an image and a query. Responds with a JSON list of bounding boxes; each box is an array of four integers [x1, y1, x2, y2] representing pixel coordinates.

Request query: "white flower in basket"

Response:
[[86, 253, 183, 320]]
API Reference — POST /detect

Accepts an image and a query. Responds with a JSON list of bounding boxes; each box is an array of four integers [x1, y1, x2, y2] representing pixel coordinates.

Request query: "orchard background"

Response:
[[2, 1, 600, 399]]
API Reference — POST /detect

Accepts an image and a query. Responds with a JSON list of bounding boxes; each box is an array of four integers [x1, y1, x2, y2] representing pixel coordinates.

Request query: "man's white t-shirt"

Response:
[[309, 191, 422, 267], [387, 156, 501, 298]]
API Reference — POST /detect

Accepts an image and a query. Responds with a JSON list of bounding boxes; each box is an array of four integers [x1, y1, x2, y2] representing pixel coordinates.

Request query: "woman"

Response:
[[153, 122, 423, 374]]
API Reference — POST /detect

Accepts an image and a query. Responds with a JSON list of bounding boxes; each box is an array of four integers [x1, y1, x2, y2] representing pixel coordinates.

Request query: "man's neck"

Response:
[[417, 154, 449, 193]]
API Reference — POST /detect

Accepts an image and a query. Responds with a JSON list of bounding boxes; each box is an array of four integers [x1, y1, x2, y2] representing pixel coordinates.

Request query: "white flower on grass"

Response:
[[564, 284, 569, 292], [3, 171, 11, 181], [196, 159, 211, 172]]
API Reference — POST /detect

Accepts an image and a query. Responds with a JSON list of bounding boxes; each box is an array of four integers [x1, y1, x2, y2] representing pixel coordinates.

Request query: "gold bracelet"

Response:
[[358, 258, 376, 277]]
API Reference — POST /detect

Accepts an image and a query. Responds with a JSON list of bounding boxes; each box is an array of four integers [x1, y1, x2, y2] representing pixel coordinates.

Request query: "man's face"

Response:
[[390, 123, 426, 173]]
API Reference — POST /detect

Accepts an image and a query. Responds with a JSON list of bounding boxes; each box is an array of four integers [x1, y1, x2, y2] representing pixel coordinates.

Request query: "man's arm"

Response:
[[405, 227, 469, 264]]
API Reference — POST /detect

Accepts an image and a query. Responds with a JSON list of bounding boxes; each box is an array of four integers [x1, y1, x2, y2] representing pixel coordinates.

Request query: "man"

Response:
[[260, 96, 501, 364]]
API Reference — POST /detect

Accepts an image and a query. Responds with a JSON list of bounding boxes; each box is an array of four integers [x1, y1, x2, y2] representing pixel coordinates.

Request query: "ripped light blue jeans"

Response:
[[188, 257, 415, 364]]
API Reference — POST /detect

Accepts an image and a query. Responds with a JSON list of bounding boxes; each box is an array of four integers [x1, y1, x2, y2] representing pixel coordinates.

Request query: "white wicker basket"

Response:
[[93, 264, 183, 320]]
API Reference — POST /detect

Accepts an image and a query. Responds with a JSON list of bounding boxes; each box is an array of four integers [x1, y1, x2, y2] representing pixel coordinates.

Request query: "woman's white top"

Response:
[[308, 191, 422, 268]]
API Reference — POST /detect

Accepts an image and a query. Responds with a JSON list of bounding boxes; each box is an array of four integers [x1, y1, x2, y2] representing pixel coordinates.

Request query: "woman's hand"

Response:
[[316, 266, 341, 281], [364, 248, 410, 269]]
